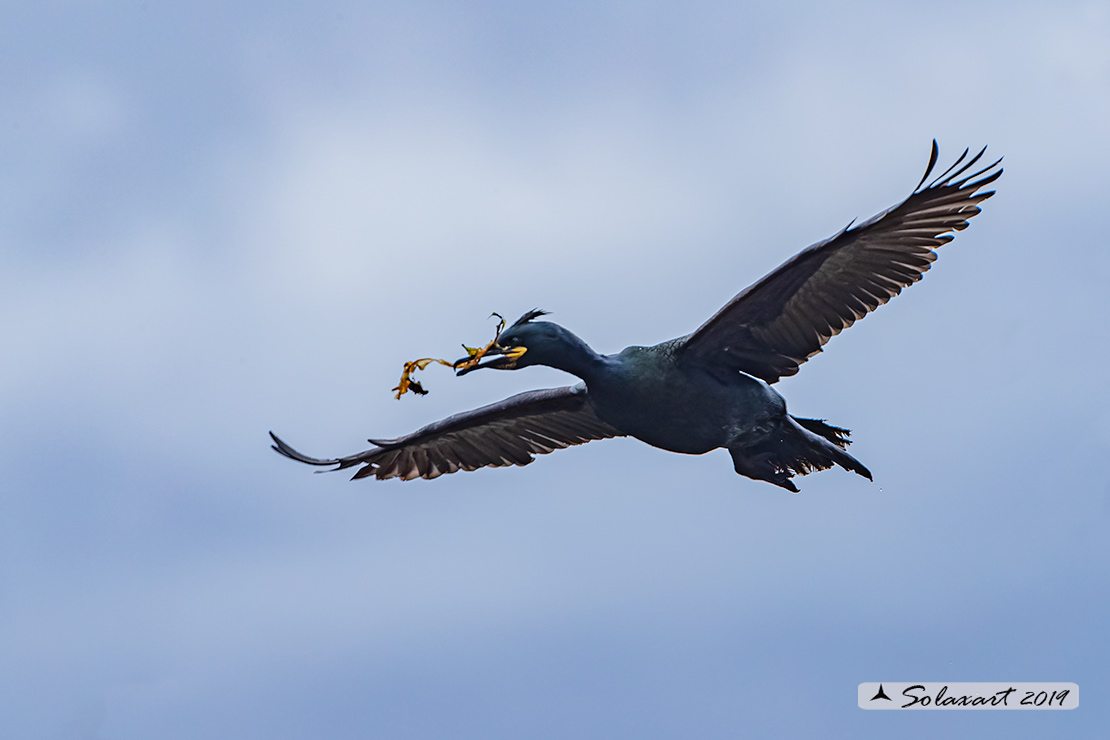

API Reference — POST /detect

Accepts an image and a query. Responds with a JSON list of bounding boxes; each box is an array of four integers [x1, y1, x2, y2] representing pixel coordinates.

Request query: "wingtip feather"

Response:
[[915, 139, 940, 191]]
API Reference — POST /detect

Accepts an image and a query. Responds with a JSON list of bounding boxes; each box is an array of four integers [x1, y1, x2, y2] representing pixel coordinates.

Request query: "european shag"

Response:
[[271, 142, 1001, 491]]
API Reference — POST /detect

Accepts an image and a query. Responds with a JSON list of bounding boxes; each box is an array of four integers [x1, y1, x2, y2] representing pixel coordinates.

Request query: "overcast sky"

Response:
[[3, 1, 1109, 738]]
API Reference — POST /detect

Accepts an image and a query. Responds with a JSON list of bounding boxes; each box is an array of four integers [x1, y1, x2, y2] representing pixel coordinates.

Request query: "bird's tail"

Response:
[[793, 417, 852, 450], [788, 416, 873, 481]]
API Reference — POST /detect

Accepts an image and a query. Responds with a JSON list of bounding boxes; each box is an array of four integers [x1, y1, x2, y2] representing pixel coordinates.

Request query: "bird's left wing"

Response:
[[677, 142, 1002, 383], [270, 385, 624, 481]]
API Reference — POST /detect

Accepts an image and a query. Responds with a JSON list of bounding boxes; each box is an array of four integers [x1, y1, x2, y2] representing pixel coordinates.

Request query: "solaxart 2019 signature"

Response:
[[900, 684, 1072, 709]]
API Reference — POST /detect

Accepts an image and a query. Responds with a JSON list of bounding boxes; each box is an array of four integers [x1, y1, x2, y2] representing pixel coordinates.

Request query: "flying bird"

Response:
[[271, 142, 1001, 491]]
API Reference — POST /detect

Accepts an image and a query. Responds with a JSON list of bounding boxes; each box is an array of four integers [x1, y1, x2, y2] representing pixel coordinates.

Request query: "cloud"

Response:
[[3, 1, 1109, 738]]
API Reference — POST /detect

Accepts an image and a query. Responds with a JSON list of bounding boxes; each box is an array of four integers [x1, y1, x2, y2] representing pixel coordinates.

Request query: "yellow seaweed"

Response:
[[392, 313, 507, 399]]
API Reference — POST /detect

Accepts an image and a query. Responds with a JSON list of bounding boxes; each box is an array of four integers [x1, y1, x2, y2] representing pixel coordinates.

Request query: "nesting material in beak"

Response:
[[391, 313, 506, 399], [454, 345, 527, 375]]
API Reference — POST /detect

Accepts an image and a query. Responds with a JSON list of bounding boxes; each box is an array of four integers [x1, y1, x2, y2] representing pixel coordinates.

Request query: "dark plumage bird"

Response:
[[271, 142, 1001, 491]]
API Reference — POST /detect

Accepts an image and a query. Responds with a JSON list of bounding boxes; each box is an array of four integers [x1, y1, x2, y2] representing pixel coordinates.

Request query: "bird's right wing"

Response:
[[270, 385, 624, 481], [677, 142, 1002, 383]]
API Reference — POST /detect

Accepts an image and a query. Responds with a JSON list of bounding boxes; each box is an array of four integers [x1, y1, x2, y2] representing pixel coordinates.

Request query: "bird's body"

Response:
[[577, 339, 782, 455], [271, 142, 1001, 491]]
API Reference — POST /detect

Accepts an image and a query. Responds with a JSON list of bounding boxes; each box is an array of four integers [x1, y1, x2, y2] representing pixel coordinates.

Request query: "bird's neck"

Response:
[[546, 333, 606, 382]]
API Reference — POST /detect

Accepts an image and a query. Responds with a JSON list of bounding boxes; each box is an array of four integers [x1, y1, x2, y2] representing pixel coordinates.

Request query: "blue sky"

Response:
[[3, 1, 1108, 737]]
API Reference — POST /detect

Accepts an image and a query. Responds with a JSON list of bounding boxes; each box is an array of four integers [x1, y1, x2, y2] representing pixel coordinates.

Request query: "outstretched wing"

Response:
[[270, 385, 624, 481], [678, 142, 1002, 383]]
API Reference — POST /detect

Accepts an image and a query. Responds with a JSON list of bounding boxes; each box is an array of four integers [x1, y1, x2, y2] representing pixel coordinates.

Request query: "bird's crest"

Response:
[[509, 309, 550, 328]]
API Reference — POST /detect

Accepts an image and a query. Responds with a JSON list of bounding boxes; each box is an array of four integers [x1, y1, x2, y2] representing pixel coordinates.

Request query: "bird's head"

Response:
[[455, 309, 577, 375]]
